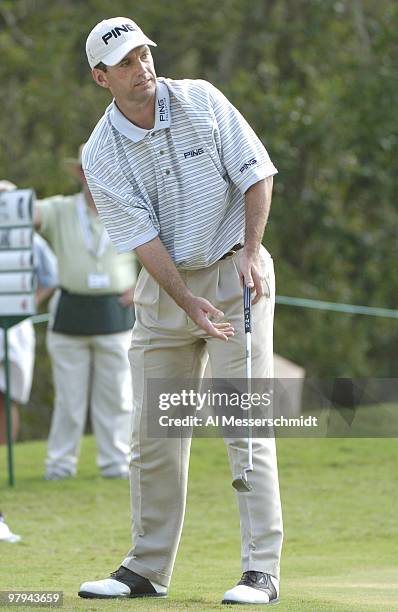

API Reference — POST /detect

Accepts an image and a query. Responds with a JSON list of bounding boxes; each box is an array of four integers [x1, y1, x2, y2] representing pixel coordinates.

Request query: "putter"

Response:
[[232, 283, 253, 493]]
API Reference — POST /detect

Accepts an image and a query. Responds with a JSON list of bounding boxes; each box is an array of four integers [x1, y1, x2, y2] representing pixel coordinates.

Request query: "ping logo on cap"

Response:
[[86, 17, 157, 68], [102, 23, 137, 45]]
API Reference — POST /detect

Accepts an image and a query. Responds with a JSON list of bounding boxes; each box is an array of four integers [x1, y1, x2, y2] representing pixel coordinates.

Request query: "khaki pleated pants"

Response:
[[122, 246, 283, 586]]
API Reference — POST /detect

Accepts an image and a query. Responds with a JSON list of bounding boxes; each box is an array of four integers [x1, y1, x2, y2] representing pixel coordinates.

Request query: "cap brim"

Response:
[[102, 36, 157, 67]]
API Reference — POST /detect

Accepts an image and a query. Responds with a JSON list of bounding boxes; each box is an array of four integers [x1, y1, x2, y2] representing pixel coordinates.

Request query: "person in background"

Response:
[[34, 145, 138, 480], [0, 180, 58, 445]]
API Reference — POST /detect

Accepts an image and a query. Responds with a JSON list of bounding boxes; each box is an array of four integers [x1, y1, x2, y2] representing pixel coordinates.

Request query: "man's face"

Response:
[[92, 45, 156, 105]]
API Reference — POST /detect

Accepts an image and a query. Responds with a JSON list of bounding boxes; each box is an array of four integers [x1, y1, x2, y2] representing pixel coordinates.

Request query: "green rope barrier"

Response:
[[276, 296, 398, 319], [31, 296, 398, 326]]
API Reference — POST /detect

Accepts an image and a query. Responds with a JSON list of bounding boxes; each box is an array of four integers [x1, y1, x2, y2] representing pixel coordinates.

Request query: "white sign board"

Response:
[[0, 228, 33, 249], [0, 189, 33, 227], [0, 189, 36, 316]]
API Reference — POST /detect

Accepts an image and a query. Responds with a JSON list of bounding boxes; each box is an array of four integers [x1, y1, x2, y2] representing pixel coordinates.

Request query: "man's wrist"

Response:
[[178, 288, 195, 311], [243, 242, 261, 257]]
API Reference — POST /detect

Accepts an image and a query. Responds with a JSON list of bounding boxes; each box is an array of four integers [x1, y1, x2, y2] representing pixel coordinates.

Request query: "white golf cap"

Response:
[[86, 17, 157, 69]]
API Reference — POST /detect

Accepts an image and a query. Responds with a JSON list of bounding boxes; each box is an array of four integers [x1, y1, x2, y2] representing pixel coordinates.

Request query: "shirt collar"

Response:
[[109, 80, 171, 143]]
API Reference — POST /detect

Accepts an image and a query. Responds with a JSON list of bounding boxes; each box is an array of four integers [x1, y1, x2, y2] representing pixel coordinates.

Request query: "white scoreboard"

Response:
[[0, 189, 36, 316]]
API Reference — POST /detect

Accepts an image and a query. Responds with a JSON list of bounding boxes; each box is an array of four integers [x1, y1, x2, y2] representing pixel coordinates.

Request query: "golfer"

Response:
[[79, 17, 283, 605]]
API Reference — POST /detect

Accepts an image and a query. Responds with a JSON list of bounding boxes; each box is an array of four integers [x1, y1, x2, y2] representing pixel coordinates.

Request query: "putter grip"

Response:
[[243, 284, 251, 333]]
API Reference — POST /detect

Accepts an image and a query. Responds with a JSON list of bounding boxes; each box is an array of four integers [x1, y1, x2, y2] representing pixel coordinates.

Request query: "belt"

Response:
[[218, 243, 244, 261]]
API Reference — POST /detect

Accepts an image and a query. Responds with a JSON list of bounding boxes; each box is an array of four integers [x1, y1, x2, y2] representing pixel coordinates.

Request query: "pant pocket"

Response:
[[133, 269, 160, 327], [215, 254, 243, 306], [134, 269, 159, 307], [259, 246, 274, 299]]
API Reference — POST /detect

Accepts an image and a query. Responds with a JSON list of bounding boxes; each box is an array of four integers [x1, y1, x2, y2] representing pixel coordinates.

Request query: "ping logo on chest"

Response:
[[102, 24, 136, 45], [183, 148, 204, 159]]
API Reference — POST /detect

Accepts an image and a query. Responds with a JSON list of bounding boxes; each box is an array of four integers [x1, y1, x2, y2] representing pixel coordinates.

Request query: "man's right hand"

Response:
[[135, 237, 235, 341], [183, 295, 235, 341]]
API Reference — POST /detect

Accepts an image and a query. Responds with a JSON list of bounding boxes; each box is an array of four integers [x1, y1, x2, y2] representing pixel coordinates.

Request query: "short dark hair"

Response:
[[94, 61, 107, 71]]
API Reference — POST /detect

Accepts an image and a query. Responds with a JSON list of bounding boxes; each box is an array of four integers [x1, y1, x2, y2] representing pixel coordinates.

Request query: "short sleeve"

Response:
[[83, 170, 159, 254], [207, 82, 278, 194], [33, 233, 58, 288]]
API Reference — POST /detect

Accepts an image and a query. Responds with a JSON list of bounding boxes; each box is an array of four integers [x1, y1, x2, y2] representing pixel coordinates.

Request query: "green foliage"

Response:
[[1, 0, 397, 385]]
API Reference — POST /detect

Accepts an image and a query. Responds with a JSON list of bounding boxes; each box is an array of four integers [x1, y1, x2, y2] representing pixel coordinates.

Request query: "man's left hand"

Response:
[[239, 249, 267, 305]]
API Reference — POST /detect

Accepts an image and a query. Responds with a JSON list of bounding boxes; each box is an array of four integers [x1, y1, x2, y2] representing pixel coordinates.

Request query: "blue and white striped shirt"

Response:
[[83, 78, 277, 269]]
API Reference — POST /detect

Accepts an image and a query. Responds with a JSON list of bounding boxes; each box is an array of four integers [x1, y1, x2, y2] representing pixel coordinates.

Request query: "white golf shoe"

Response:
[[78, 565, 167, 599], [222, 571, 279, 605], [0, 515, 21, 544]]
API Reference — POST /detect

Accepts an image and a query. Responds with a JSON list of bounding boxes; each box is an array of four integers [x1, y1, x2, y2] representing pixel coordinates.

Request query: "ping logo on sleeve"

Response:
[[239, 158, 257, 173], [183, 148, 204, 159]]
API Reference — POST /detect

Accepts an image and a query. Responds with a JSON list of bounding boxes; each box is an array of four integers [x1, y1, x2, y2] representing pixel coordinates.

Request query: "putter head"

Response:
[[232, 474, 252, 492]]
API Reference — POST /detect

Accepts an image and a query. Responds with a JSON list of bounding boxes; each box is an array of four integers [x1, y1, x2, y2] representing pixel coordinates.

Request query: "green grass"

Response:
[[1, 436, 398, 611]]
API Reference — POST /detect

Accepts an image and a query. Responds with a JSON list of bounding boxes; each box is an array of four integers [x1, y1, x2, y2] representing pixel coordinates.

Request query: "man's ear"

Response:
[[92, 68, 109, 89]]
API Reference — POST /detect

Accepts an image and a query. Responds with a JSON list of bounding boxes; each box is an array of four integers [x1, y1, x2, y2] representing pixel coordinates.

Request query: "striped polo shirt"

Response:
[[83, 78, 277, 270]]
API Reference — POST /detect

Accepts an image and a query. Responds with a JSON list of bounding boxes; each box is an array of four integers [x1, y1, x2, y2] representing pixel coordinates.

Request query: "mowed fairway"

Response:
[[1, 435, 397, 611]]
